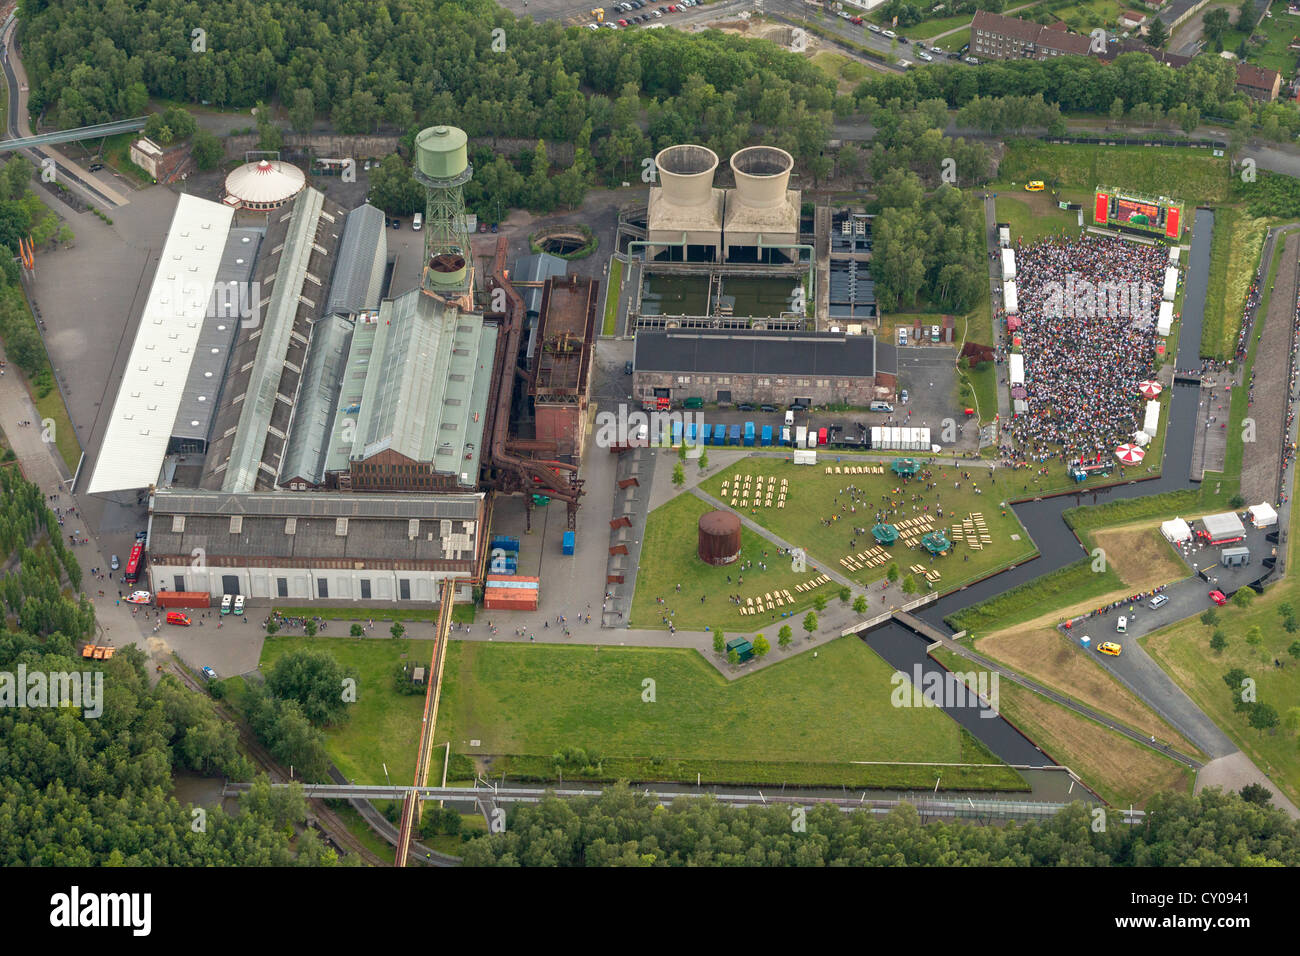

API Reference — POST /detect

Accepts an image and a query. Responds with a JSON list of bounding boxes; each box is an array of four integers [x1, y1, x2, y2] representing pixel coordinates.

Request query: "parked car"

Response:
[[234, 595, 245, 616], [868, 23, 883, 33], [737, 403, 755, 411], [624, 360, 634, 375], [897, 35, 910, 43], [221, 594, 232, 615], [963, 56, 979, 64], [110, 554, 120, 570], [1149, 594, 1169, 609], [897, 327, 908, 346], [412, 212, 423, 230], [201, 666, 218, 681], [89, 162, 105, 172], [1209, 589, 1227, 606], [760, 404, 777, 413], [1116, 616, 1127, 634], [917, 50, 933, 61], [870, 401, 894, 413], [126, 590, 152, 605], [899, 389, 909, 405], [166, 612, 192, 626], [882, 28, 896, 38], [1098, 641, 1122, 657]]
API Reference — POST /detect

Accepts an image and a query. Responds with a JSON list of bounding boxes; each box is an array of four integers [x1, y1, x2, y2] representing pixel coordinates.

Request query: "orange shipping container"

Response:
[[483, 590, 539, 611]]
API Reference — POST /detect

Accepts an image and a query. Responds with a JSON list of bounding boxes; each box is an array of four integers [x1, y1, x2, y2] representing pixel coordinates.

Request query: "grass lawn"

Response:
[[994, 191, 1084, 245], [691, 454, 1036, 596], [907, 14, 976, 41], [437, 637, 1029, 790], [603, 258, 623, 336], [272, 604, 474, 625], [810, 50, 869, 91], [932, 647, 1195, 806], [630, 488, 825, 632], [1220, 1, 1300, 75], [32, 372, 80, 473], [259, 636, 432, 786], [947, 557, 1122, 635], [998, 142, 1230, 207], [1202, 207, 1268, 361]]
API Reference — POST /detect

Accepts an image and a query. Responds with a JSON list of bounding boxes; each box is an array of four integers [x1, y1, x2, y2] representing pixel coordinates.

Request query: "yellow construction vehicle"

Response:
[[591, 7, 605, 20]]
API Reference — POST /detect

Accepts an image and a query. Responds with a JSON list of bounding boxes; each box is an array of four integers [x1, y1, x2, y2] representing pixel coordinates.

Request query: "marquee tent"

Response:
[[1160, 518, 1192, 544]]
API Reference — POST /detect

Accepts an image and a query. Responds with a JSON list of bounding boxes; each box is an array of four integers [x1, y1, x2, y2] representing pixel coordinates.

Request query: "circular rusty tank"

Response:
[[698, 510, 742, 566]]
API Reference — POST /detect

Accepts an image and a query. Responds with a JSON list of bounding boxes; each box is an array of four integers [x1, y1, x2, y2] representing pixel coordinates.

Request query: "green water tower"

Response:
[[413, 125, 474, 300]]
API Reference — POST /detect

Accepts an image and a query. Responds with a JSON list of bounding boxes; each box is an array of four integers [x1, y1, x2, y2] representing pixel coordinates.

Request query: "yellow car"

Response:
[[1025, 181, 1045, 192], [1098, 641, 1122, 657]]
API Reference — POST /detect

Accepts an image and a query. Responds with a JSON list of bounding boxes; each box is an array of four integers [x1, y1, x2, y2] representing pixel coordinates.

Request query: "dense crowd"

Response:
[[999, 236, 1167, 465]]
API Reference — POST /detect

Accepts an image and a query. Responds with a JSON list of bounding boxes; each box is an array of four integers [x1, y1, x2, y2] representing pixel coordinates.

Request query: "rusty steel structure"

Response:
[[698, 509, 742, 566], [479, 235, 584, 531]]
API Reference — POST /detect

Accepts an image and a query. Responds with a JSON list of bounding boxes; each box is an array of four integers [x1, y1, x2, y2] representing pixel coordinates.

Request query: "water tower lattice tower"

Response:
[[413, 125, 474, 307]]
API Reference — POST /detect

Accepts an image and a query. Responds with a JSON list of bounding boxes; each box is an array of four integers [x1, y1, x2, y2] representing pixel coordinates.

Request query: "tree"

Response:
[[264, 647, 355, 726], [887, 563, 900, 584], [1201, 609, 1219, 627], [391, 621, 406, 639], [1248, 702, 1279, 733], [713, 632, 725, 655], [1240, 782, 1273, 805], [698, 452, 709, 471], [808, 153, 832, 185], [753, 634, 770, 658], [190, 127, 223, 171], [265, 619, 280, 636], [803, 611, 818, 638], [839, 586, 851, 604], [368, 155, 423, 215], [1222, 667, 1248, 691], [350, 624, 364, 637], [813, 594, 828, 612], [254, 103, 283, 151], [853, 595, 868, 614], [1245, 625, 1262, 647], [672, 463, 685, 488], [727, 648, 740, 666], [1210, 630, 1228, 654], [902, 575, 916, 596], [1108, 97, 1125, 127], [778, 625, 792, 649], [1236, 0, 1256, 30], [289, 88, 315, 134], [1145, 17, 1168, 49], [1232, 588, 1254, 608], [304, 619, 317, 638], [1289, 640, 1300, 660], [1203, 8, 1231, 48]]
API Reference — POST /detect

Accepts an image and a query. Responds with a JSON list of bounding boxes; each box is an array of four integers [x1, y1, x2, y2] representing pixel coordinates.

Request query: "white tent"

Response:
[[1142, 399, 1160, 437], [1249, 502, 1278, 528], [1169, 247, 1181, 264], [1157, 301, 1173, 336], [1002, 248, 1016, 281], [1202, 511, 1246, 541], [1009, 353, 1025, 386], [998, 226, 1010, 248], [1132, 429, 1151, 447], [1160, 518, 1192, 544], [1004, 280, 1018, 315], [1013, 398, 1028, 415], [870, 426, 881, 449], [1162, 267, 1178, 302]]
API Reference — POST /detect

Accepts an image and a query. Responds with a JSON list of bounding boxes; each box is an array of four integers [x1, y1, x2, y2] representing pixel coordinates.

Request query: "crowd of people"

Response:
[[999, 236, 1167, 466]]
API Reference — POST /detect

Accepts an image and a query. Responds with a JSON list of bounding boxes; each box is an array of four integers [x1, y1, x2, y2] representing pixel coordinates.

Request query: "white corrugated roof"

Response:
[[88, 194, 234, 494]]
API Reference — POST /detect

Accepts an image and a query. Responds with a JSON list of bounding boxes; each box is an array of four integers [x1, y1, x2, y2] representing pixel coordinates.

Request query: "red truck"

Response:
[[154, 591, 212, 609]]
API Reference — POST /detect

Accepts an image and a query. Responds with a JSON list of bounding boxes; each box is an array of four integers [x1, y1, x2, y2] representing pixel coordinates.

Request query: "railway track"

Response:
[[166, 662, 390, 867]]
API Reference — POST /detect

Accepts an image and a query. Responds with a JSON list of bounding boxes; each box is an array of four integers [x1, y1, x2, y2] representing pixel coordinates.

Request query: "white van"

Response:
[[234, 595, 245, 616], [870, 401, 894, 413], [412, 212, 423, 230], [897, 327, 908, 346], [220, 594, 232, 615], [1116, 616, 1127, 633], [784, 409, 795, 427]]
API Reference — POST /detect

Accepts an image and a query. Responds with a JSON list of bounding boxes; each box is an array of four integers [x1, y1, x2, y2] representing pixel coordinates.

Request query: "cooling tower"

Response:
[[723, 146, 800, 262], [729, 146, 794, 210], [647, 144, 725, 262], [656, 145, 719, 206]]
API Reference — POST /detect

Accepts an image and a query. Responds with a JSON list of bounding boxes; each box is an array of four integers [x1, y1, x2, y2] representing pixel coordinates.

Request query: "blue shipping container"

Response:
[[687, 422, 698, 444], [713, 424, 725, 445], [728, 424, 741, 445], [744, 422, 756, 446], [761, 424, 773, 446], [562, 531, 575, 555], [490, 535, 520, 553], [672, 420, 683, 446]]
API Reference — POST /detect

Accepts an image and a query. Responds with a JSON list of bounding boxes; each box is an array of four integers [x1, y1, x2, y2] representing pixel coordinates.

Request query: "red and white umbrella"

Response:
[[1116, 443, 1145, 464], [1139, 380, 1162, 399]]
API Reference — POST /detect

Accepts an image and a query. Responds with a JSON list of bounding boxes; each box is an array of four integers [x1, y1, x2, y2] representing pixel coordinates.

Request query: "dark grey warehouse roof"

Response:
[[324, 204, 387, 314], [634, 330, 891, 378]]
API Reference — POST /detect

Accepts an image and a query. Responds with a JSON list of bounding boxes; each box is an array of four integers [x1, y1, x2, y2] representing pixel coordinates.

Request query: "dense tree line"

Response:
[[19, 0, 834, 206], [243, 646, 357, 782], [0, 471, 334, 864], [854, 52, 1300, 139], [460, 784, 1300, 865]]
